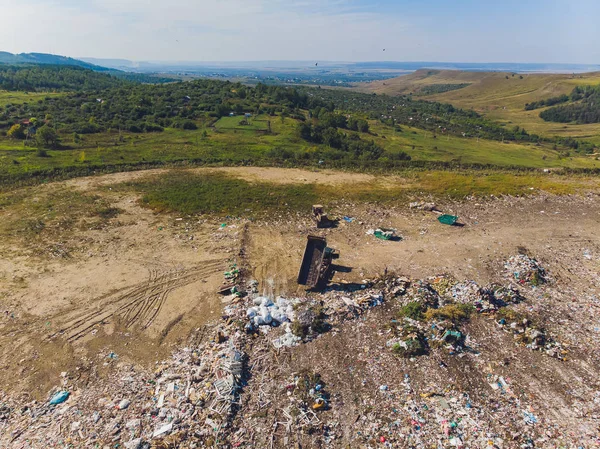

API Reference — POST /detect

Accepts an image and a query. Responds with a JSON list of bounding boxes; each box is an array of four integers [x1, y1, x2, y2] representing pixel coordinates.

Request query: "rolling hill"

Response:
[[0, 51, 109, 71], [358, 69, 600, 144]]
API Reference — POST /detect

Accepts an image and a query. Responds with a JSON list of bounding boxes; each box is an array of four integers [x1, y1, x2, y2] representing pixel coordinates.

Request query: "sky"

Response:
[[0, 0, 599, 63]]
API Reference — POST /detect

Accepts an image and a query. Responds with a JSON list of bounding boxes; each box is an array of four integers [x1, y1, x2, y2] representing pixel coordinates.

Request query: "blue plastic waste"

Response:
[[49, 391, 70, 405]]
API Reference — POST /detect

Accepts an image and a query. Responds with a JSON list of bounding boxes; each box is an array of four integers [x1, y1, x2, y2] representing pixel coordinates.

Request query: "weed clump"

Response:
[[424, 303, 475, 323], [136, 172, 318, 217], [397, 301, 425, 321]]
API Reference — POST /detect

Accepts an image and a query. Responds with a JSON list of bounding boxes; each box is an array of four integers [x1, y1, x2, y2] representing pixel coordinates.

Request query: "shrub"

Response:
[[94, 206, 122, 219], [7, 124, 25, 139], [424, 303, 475, 323], [398, 301, 425, 320], [182, 121, 198, 130], [391, 338, 427, 358]]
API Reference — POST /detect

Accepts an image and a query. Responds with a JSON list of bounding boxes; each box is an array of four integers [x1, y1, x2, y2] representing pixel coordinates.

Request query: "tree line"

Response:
[[297, 109, 410, 161], [539, 85, 600, 124], [0, 64, 128, 91]]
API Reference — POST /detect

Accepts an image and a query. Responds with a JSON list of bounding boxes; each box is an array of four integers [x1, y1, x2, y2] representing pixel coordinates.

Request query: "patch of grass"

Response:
[[0, 187, 115, 245], [397, 301, 425, 321], [2, 107, 599, 190], [122, 168, 599, 219], [415, 83, 471, 96], [134, 171, 318, 216], [496, 307, 525, 323], [93, 206, 122, 219], [0, 90, 63, 107], [424, 303, 475, 323], [391, 338, 427, 358]]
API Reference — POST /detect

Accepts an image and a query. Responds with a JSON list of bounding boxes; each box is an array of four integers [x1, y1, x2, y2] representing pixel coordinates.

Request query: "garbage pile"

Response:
[[245, 296, 304, 349], [341, 372, 543, 448], [505, 254, 548, 286], [246, 296, 295, 327], [285, 371, 330, 417], [385, 320, 428, 358], [497, 313, 566, 360], [1, 254, 570, 448], [404, 279, 441, 308], [0, 328, 247, 448]]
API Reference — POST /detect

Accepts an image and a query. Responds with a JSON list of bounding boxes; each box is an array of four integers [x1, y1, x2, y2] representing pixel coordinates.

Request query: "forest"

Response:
[[0, 65, 128, 91], [539, 85, 600, 124]]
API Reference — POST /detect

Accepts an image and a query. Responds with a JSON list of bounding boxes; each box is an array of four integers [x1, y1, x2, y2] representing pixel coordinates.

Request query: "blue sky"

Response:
[[1, 0, 598, 63]]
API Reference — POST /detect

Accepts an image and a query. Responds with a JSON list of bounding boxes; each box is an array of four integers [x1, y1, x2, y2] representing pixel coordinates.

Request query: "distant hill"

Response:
[[0, 64, 128, 92], [357, 69, 600, 144], [0, 52, 110, 71], [80, 57, 140, 71]]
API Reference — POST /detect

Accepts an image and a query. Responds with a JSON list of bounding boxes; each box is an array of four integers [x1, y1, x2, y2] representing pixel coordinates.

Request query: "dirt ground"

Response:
[[0, 166, 599, 405]]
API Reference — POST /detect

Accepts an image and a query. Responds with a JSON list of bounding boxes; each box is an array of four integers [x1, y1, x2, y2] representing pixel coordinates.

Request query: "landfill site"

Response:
[[1, 168, 600, 449]]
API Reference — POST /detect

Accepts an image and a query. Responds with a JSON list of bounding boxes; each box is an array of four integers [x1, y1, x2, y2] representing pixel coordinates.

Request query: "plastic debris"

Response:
[[49, 391, 69, 405]]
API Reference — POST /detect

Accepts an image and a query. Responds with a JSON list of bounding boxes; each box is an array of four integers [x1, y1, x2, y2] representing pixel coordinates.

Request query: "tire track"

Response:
[[48, 260, 224, 341]]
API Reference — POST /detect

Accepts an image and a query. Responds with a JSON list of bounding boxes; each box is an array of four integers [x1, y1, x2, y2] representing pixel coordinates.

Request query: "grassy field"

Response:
[[358, 70, 600, 144], [0, 90, 63, 107], [369, 122, 599, 168], [214, 115, 270, 131], [116, 169, 600, 218], [1, 110, 599, 185], [0, 114, 305, 178]]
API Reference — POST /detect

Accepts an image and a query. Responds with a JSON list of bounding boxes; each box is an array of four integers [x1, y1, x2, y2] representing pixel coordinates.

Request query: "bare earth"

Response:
[[0, 167, 599, 447]]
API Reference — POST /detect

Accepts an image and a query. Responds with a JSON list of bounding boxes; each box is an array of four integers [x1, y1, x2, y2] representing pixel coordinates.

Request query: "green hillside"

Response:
[[358, 69, 600, 145]]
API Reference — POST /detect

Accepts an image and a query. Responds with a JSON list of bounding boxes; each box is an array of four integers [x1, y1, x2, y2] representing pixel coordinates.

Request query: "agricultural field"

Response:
[[0, 90, 63, 107], [359, 69, 600, 144]]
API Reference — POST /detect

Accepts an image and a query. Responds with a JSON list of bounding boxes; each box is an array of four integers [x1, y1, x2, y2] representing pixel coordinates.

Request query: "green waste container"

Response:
[[438, 214, 458, 225]]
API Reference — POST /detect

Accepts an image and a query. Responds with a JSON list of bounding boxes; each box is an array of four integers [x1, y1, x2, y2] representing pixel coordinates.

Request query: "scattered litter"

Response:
[[49, 391, 69, 405], [409, 201, 437, 211], [438, 214, 459, 225]]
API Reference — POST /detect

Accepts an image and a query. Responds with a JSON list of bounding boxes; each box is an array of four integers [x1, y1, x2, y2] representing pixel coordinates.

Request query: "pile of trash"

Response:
[[1, 252, 569, 448], [505, 254, 548, 286], [1, 327, 248, 448], [285, 371, 330, 416], [404, 279, 441, 308], [385, 320, 428, 358], [246, 296, 295, 327], [497, 314, 566, 359], [244, 296, 305, 349]]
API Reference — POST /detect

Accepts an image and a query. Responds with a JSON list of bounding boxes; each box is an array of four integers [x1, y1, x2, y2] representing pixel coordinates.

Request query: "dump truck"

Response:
[[312, 205, 334, 228], [297, 235, 336, 289]]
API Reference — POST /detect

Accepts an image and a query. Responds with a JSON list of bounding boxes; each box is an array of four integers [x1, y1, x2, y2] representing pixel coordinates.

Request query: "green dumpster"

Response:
[[438, 214, 458, 225]]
